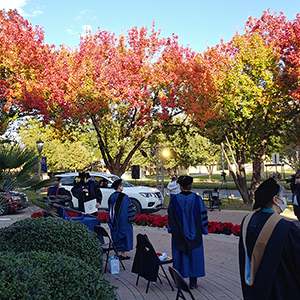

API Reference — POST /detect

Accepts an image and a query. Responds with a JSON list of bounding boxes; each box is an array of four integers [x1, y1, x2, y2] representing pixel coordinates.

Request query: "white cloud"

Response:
[[0, 0, 28, 13], [82, 25, 92, 32], [32, 9, 42, 17], [75, 10, 86, 21], [0, 0, 43, 17], [75, 10, 98, 22], [67, 28, 78, 36]]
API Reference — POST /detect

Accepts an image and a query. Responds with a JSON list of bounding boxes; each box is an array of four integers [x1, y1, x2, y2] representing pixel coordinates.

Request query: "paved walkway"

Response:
[[1, 207, 299, 300], [102, 209, 300, 300]]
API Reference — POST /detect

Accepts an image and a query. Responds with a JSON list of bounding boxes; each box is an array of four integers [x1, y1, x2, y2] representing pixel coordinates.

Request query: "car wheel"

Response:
[[130, 199, 141, 215], [0, 201, 10, 215]]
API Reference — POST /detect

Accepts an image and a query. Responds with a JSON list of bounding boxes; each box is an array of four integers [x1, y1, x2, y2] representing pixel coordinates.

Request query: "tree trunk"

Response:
[[185, 167, 190, 175], [250, 141, 267, 203], [206, 164, 213, 180], [108, 162, 127, 177], [230, 166, 250, 204], [221, 139, 251, 204], [91, 115, 164, 177]]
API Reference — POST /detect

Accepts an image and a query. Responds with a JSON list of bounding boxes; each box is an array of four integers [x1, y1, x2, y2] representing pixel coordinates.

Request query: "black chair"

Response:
[[131, 233, 174, 293], [94, 225, 126, 273], [168, 266, 195, 300]]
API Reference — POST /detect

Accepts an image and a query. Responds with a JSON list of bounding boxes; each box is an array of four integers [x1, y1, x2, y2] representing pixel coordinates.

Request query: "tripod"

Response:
[[219, 172, 235, 207]]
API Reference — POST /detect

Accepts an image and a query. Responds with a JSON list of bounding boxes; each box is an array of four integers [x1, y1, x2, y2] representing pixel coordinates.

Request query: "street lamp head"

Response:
[[36, 139, 44, 155], [162, 149, 169, 157]]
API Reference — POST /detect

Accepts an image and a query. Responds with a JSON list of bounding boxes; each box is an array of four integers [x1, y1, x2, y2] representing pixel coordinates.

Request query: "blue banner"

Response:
[[41, 157, 47, 172]]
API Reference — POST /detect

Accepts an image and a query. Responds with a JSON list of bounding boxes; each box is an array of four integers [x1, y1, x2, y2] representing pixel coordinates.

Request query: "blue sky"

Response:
[[0, 0, 299, 52]]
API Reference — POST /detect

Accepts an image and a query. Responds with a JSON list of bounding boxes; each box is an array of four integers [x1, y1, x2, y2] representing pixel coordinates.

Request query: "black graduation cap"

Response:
[[111, 179, 122, 190], [253, 178, 279, 209], [177, 175, 193, 186]]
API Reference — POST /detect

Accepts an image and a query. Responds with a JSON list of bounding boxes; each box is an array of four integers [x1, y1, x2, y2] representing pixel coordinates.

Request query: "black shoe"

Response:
[[119, 255, 130, 260]]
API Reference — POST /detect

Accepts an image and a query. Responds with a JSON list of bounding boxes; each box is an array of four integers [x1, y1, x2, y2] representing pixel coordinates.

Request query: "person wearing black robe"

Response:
[[239, 178, 300, 300], [71, 172, 102, 212], [85, 173, 102, 209], [290, 170, 300, 221], [71, 172, 87, 212]]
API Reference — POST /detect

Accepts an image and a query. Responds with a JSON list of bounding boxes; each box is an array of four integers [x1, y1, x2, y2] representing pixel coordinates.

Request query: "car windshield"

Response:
[[107, 175, 133, 187], [122, 179, 134, 187]]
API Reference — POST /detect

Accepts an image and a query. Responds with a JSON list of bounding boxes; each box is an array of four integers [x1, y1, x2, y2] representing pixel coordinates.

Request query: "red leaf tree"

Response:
[[16, 22, 200, 176], [0, 9, 53, 135]]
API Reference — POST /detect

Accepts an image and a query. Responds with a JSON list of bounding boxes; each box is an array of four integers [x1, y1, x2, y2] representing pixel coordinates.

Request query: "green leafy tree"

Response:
[[132, 123, 221, 178], [191, 12, 300, 204], [18, 119, 93, 172]]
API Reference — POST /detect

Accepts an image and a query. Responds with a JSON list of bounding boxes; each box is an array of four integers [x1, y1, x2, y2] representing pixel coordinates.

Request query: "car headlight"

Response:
[[139, 192, 155, 198]]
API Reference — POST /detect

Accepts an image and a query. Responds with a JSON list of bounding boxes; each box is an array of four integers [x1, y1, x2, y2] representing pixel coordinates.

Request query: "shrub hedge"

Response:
[[0, 217, 103, 271], [0, 251, 116, 299]]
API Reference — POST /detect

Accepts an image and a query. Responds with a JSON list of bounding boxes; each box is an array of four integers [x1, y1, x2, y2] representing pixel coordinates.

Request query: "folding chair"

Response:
[[94, 225, 125, 273], [131, 233, 174, 293], [168, 266, 195, 300]]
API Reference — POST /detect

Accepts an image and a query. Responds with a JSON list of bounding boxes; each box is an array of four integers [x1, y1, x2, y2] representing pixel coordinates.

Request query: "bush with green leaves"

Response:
[[0, 251, 116, 300], [0, 217, 103, 271]]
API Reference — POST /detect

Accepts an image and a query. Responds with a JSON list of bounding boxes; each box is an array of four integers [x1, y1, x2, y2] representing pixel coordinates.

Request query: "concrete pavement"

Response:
[[0, 207, 299, 300]]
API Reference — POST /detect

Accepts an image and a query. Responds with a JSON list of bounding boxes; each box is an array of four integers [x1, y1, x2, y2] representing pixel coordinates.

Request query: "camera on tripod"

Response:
[[221, 172, 226, 181]]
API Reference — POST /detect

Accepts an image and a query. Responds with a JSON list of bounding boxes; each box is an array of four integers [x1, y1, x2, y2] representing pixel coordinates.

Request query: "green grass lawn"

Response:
[[129, 172, 292, 191], [23, 188, 47, 201]]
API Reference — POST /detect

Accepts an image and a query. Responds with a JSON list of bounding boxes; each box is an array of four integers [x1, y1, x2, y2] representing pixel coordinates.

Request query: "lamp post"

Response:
[[155, 146, 169, 196], [221, 142, 226, 184], [161, 149, 169, 196], [36, 139, 44, 199]]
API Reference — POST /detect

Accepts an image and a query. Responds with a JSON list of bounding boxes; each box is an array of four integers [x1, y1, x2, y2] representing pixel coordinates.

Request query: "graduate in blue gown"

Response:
[[108, 179, 135, 260], [168, 175, 208, 290]]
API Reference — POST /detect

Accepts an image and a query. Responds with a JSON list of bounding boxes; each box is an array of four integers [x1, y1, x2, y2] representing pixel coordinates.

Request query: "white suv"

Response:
[[57, 172, 164, 215]]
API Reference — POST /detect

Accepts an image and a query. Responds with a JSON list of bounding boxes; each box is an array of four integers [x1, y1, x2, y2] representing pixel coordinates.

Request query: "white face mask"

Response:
[[276, 196, 287, 212]]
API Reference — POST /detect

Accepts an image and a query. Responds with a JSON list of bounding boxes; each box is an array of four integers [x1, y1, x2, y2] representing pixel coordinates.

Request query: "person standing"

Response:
[[71, 172, 87, 212], [289, 170, 300, 221], [84, 173, 102, 210], [167, 175, 181, 199], [239, 178, 300, 300], [168, 175, 208, 290], [108, 179, 135, 260]]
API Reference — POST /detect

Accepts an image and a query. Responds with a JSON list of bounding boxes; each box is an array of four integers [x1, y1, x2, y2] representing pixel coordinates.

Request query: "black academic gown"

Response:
[[85, 180, 102, 204], [71, 180, 86, 212], [239, 210, 300, 300]]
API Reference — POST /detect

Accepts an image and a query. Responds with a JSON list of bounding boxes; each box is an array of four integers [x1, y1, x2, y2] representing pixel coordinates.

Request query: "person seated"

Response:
[[47, 177, 72, 216], [47, 177, 71, 200]]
